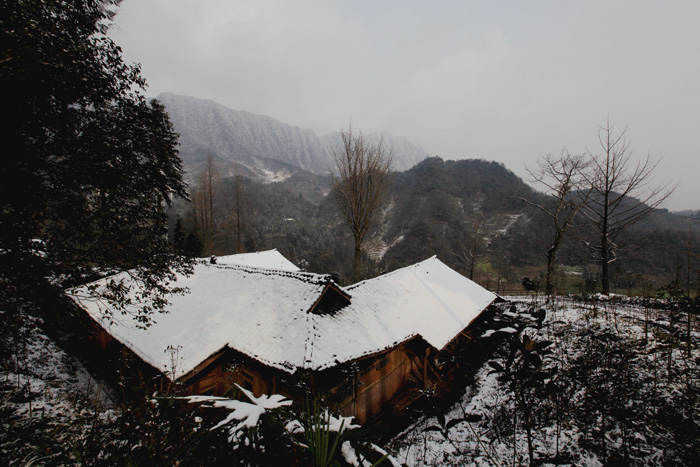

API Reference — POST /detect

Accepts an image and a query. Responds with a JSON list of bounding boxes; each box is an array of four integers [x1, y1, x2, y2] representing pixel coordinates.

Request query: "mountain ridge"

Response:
[[182, 155, 689, 291], [157, 92, 427, 181]]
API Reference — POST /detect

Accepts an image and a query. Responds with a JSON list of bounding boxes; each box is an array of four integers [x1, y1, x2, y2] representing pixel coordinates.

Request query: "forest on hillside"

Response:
[[175, 155, 695, 298]]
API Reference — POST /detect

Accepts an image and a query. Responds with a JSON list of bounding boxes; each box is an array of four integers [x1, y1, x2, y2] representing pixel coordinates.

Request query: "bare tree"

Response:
[[330, 125, 393, 283], [232, 164, 248, 253], [455, 218, 483, 281], [192, 154, 220, 255], [520, 151, 591, 295], [580, 120, 675, 295]]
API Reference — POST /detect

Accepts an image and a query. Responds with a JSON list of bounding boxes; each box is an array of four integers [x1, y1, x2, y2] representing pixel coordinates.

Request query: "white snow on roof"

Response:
[[68, 256, 496, 379], [307, 257, 497, 370], [213, 249, 300, 271]]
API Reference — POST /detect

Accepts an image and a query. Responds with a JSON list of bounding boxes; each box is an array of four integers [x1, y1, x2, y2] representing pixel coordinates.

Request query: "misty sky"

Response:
[[110, 0, 699, 210]]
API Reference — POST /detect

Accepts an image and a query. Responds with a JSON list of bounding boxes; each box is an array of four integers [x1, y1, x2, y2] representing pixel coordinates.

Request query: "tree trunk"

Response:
[[235, 183, 243, 253], [545, 234, 563, 295], [545, 252, 555, 296], [353, 239, 362, 283], [601, 238, 610, 295], [601, 194, 610, 295], [688, 310, 692, 359], [519, 382, 535, 466]]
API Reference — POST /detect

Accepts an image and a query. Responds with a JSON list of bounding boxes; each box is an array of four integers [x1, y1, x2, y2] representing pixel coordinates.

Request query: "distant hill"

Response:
[[172, 156, 544, 280], [376, 158, 690, 290], [156, 92, 427, 181], [171, 130, 688, 292], [365, 157, 549, 270]]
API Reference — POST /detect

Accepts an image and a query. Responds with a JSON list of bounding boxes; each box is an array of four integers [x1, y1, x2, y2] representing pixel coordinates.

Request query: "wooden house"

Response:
[[68, 251, 497, 424]]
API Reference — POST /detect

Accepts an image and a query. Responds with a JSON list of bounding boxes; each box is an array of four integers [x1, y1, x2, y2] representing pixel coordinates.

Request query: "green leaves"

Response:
[[1, 0, 191, 321]]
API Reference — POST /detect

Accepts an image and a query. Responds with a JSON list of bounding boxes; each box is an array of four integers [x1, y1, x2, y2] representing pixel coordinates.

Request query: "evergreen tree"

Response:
[[173, 217, 186, 254], [0, 0, 192, 322], [183, 232, 204, 258]]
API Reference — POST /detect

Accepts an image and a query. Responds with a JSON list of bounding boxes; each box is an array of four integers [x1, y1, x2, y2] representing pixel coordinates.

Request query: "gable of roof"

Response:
[[304, 256, 497, 370], [68, 256, 497, 379], [308, 283, 351, 315], [213, 249, 300, 272]]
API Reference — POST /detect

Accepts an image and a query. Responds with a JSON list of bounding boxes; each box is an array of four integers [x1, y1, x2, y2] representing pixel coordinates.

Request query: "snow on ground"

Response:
[[368, 235, 405, 262], [364, 201, 401, 262], [493, 213, 526, 235], [386, 296, 700, 466], [0, 311, 115, 463], [1, 313, 113, 417], [3, 293, 697, 465]]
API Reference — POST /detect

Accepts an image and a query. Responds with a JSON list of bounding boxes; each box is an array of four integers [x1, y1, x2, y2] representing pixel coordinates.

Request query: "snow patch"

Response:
[[495, 213, 526, 234], [259, 167, 293, 184]]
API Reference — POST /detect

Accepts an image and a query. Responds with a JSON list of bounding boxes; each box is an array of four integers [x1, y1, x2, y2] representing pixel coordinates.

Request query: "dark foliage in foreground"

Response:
[[1, 0, 193, 324]]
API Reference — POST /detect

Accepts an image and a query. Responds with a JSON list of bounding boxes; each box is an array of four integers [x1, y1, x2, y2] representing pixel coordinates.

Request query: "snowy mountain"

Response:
[[157, 92, 427, 179]]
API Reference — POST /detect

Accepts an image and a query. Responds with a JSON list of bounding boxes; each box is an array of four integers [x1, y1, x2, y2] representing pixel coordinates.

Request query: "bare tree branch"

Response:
[[330, 124, 393, 283], [580, 120, 676, 295], [522, 150, 591, 294]]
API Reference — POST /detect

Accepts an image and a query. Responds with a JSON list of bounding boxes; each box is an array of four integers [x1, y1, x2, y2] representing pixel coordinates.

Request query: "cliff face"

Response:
[[157, 92, 426, 179]]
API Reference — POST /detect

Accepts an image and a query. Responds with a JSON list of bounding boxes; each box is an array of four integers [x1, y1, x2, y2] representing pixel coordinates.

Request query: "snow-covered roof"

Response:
[[213, 249, 300, 271], [68, 256, 496, 379]]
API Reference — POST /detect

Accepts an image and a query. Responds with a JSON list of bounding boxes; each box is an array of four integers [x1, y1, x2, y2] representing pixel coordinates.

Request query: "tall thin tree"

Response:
[[330, 126, 393, 283], [193, 154, 220, 255], [455, 218, 483, 282], [232, 164, 247, 253], [580, 120, 675, 295], [520, 151, 591, 295]]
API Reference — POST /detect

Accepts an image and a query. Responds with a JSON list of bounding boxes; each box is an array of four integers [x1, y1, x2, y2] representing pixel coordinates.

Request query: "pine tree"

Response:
[[173, 217, 186, 254], [184, 233, 204, 258], [0, 0, 192, 322]]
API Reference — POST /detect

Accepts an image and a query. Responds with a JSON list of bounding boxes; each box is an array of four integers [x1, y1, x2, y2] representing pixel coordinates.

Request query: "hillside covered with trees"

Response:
[[176, 154, 693, 297]]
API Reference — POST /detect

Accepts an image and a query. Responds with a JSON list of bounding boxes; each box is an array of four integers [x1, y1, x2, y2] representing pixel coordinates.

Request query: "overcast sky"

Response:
[[110, 0, 699, 211]]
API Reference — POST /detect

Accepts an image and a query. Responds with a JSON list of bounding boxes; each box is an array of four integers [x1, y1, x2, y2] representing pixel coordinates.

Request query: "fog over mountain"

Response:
[[157, 93, 426, 180]]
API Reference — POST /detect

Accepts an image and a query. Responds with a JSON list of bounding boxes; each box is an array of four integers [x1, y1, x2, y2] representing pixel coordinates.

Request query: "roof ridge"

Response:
[[344, 255, 439, 291], [221, 248, 278, 257], [208, 262, 332, 284]]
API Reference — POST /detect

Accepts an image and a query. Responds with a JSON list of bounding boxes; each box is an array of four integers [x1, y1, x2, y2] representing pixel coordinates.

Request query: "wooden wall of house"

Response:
[[86, 308, 493, 426], [182, 352, 290, 401], [182, 344, 421, 424], [334, 345, 415, 424], [85, 323, 167, 398], [185, 362, 232, 396]]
